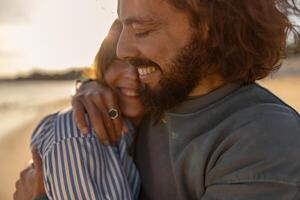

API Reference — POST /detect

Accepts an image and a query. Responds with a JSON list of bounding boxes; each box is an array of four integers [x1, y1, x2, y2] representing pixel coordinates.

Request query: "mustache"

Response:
[[128, 58, 159, 68]]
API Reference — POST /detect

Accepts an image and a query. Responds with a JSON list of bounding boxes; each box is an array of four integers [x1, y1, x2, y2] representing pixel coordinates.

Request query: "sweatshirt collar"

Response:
[[166, 82, 242, 115]]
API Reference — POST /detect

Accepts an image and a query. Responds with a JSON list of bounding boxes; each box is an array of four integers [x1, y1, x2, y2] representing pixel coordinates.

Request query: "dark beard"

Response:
[[138, 33, 209, 118]]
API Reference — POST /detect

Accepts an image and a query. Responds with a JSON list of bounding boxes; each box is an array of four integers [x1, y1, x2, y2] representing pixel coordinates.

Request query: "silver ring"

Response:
[[108, 108, 119, 119]]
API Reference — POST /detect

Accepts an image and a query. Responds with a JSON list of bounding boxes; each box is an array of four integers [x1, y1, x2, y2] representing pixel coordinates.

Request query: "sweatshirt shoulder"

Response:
[[226, 83, 300, 130], [207, 103, 300, 186], [233, 98, 300, 131]]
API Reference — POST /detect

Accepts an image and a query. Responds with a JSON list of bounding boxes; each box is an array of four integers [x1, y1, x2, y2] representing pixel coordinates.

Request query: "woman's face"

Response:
[[104, 59, 144, 120]]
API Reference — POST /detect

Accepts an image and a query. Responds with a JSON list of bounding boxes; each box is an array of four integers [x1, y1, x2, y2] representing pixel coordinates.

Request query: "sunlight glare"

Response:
[[26, 0, 117, 70]]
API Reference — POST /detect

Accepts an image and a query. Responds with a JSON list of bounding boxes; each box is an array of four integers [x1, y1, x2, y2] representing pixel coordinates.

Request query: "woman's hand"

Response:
[[13, 148, 46, 200], [72, 81, 127, 145]]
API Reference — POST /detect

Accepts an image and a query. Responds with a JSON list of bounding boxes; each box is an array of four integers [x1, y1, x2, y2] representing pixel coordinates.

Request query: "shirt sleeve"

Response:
[[30, 113, 57, 155], [45, 136, 139, 200], [40, 111, 139, 200], [202, 111, 300, 200], [30, 110, 140, 200]]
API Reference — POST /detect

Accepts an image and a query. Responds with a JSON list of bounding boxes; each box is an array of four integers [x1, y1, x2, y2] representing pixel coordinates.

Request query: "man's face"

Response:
[[117, 0, 205, 114]]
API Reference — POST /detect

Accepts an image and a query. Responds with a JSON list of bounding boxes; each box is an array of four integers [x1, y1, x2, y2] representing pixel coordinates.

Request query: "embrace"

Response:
[[14, 0, 300, 199]]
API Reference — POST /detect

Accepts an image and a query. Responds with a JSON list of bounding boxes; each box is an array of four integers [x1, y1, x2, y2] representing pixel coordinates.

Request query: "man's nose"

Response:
[[117, 27, 139, 60]]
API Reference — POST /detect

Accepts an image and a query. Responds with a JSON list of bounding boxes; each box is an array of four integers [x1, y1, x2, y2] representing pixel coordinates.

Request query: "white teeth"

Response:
[[122, 89, 139, 97], [138, 67, 157, 76]]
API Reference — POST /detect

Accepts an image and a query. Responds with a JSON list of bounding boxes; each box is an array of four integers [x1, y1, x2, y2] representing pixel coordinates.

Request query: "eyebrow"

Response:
[[122, 16, 156, 26]]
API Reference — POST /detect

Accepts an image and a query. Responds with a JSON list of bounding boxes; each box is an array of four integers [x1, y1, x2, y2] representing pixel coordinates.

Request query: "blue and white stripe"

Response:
[[31, 109, 140, 200]]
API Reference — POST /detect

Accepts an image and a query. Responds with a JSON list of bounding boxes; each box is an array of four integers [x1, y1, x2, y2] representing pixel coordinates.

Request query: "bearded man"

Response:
[[73, 0, 300, 199]]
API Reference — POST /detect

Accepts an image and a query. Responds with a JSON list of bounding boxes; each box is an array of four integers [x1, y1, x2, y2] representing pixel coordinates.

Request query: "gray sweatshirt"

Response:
[[135, 83, 300, 200]]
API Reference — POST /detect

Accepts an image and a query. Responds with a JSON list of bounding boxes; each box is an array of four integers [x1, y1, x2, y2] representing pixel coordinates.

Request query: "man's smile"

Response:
[[137, 66, 157, 76], [137, 66, 161, 87]]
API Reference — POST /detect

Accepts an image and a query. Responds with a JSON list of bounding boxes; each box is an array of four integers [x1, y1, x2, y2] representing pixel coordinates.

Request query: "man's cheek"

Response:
[[137, 37, 165, 60]]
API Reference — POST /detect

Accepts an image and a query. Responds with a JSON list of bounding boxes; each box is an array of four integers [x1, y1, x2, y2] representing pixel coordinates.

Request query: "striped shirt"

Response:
[[31, 109, 140, 200]]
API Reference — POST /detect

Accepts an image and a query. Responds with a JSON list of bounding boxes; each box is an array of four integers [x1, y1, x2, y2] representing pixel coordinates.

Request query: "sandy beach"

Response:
[[0, 99, 70, 200]]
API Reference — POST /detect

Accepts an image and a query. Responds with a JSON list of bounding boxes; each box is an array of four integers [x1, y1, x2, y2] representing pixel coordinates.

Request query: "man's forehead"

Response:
[[117, 0, 166, 24]]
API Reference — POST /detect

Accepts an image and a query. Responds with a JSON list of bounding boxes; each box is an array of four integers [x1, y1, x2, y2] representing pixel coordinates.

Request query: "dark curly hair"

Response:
[[168, 0, 300, 84]]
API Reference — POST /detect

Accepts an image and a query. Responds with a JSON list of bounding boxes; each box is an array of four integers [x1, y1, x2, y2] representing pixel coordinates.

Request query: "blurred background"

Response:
[[0, 0, 299, 199]]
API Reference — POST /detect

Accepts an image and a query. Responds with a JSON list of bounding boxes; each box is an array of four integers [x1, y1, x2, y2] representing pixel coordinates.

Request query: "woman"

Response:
[[14, 20, 144, 200]]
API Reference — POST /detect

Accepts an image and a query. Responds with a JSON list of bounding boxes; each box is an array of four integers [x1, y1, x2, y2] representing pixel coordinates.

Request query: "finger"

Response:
[[15, 180, 21, 190], [13, 191, 18, 200], [122, 120, 129, 134], [102, 90, 125, 139], [31, 149, 46, 196], [31, 147, 42, 174], [91, 95, 118, 145], [72, 97, 89, 134], [81, 97, 110, 144], [20, 168, 31, 180]]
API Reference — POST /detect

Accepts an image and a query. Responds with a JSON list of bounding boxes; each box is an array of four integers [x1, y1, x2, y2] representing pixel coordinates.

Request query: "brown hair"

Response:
[[168, 0, 300, 84], [88, 19, 123, 81]]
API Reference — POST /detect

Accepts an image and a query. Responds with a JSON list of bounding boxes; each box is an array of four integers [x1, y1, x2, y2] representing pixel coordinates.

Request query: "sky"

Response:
[[0, 0, 117, 78]]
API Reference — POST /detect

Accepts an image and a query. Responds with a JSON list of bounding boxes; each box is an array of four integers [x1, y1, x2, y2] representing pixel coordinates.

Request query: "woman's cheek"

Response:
[[104, 69, 120, 87]]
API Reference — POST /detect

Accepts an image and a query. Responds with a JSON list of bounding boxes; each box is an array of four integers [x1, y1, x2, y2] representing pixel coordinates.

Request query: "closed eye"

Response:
[[135, 30, 151, 38]]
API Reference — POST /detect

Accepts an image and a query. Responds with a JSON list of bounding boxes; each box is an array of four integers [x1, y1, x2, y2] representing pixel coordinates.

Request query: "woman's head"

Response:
[[90, 19, 144, 120], [93, 19, 123, 81]]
